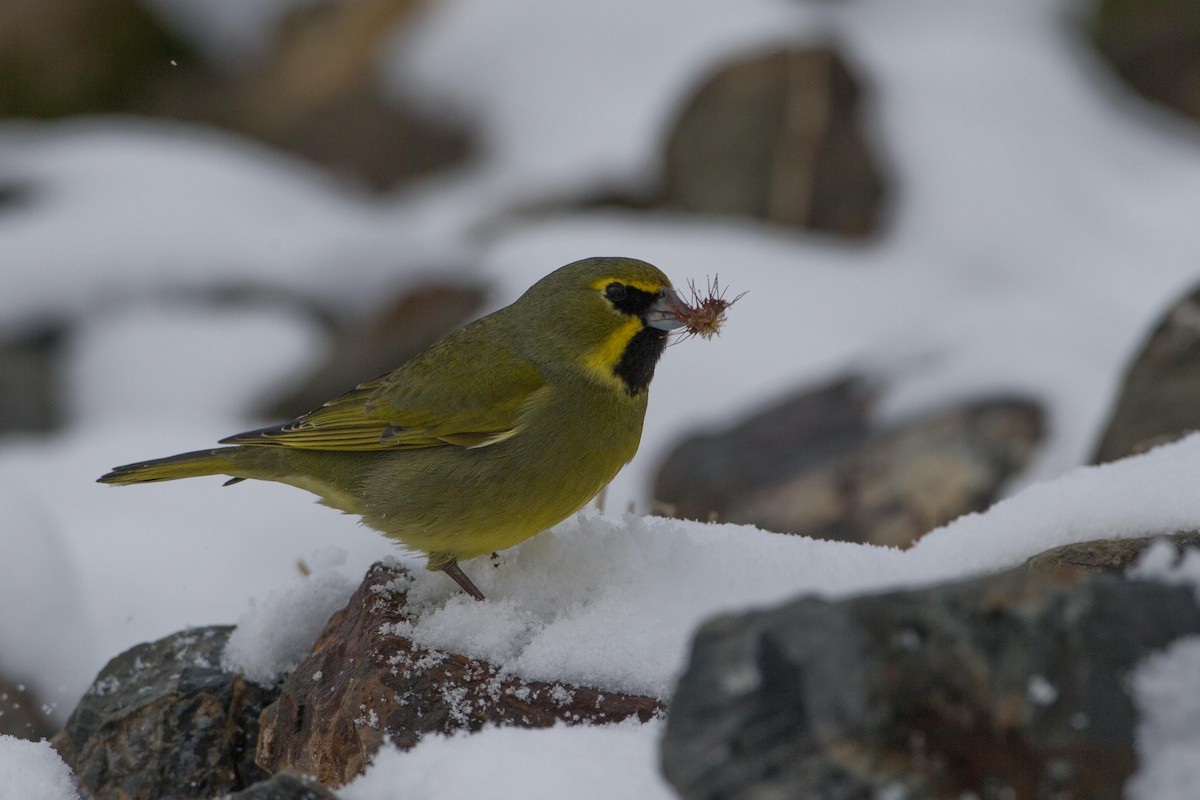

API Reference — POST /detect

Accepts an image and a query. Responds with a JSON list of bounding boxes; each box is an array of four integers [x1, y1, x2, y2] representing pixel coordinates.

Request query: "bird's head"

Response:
[[515, 257, 685, 396]]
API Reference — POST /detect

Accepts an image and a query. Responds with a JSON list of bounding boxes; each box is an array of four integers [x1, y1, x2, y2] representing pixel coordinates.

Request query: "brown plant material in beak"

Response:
[[667, 276, 744, 340]]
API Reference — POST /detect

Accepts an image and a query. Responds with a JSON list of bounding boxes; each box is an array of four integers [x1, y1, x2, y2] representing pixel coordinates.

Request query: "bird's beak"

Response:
[[645, 288, 687, 331]]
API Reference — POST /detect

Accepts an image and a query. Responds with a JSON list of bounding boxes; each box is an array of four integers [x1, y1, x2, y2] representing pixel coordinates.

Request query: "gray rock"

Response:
[[662, 566, 1200, 800], [662, 45, 886, 235], [1093, 284, 1200, 463], [225, 773, 340, 800], [654, 380, 1042, 547], [0, 323, 64, 433], [0, 673, 54, 740], [654, 377, 873, 522], [54, 626, 278, 800]]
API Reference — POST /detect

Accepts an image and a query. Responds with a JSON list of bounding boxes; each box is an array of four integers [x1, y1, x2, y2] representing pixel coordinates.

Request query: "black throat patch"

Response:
[[613, 325, 668, 395]]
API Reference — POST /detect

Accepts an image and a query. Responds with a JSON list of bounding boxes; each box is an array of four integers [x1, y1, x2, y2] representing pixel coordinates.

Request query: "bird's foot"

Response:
[[441, 560, 486, 601]]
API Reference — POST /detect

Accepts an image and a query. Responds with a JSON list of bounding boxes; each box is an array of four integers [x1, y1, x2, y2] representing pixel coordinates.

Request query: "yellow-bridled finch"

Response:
[[100, 257, 733, 600]]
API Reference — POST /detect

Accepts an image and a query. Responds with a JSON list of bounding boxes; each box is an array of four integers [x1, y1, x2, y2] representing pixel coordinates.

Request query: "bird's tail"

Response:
[[98, 447, 243, 485]]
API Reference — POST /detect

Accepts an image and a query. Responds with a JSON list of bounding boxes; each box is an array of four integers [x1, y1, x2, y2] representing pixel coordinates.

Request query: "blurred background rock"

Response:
[[4, 0, 1200, 555]]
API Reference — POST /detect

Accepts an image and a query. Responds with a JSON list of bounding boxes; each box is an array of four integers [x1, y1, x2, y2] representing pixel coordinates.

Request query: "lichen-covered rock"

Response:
[[662, 565, 1200, 800], [662, 46, 886, 235], [54, 626, 278, 800], [1024, 532, 1200, 575], [1093, 284, 1200, 463], [257, 563, 663, 787], [655, 379, 1042, 547]]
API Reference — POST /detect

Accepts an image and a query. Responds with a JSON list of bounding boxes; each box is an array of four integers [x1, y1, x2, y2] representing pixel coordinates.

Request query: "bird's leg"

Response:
[[441, 560, 486, 601]]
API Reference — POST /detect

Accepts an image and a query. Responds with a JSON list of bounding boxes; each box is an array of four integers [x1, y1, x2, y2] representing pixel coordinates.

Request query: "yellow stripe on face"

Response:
[[589, 276, 667, 294], [582, 316, 644, 388]]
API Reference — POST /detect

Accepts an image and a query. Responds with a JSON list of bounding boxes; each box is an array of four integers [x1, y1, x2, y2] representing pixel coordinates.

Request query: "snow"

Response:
[[1127, 637, 1200, 800], [384, 0, 811, 196], [340, 719, 675, 800], [226, 434, 1200, 702], [222, 554, 359, 685], [2, 0, 1200, 797], [0, 736, 79, 800], [0, 119, 446, 329], [64, 301, 325, 426]]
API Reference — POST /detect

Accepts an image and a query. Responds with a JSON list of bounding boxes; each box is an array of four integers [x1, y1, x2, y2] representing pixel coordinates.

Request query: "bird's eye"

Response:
[[605, 283, 627, 302]]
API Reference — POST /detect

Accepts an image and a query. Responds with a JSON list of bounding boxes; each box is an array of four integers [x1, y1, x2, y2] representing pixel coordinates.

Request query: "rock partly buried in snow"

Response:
[[1024, 532, 1200, 575], [654, 379, 1042, 547], [662, 565, 1200, 800], [662, 45, 886, 236], [226, 772, 341, 800], [1093, 284, 1200, 463], [54, 626, 278, 800], [257, 562, 663, 788]]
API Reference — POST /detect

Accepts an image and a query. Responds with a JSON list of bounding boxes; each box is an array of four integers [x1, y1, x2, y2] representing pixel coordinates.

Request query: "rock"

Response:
[[142, 0, 472, 190], [0, 323, 65, 434], [662, 45, 886, 235], [265, 281, 486, 420], [0, 674, 54, 740], [654, 376, 873, 521], [0, 0, 191, 119], [1093, 284, 1200, 463], [1091, 0, 1200, 123], [662, 565, 1200, 800], [256, 562, 663, 787], [654, 379, 1042, 547], [227, 773, 340, 800], [0, 0, 471, 190], [54, 626, 279, 800], [1024, 532, 1200, 575]]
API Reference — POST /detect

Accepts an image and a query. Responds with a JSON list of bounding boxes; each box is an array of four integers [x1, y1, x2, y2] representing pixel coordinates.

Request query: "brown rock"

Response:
[[1093, 283, 1200, 463], [256, 563, 663, 787], [143, 0, 473, 190], [1025, 531, 1200, 575], [0, 0, 191, 119], [1091, 0, 1200, 123], [655, 379, 1043, 548], [264, 281, 486, 420], [662, 45, 886, 235], [0, 0, 472, 190]]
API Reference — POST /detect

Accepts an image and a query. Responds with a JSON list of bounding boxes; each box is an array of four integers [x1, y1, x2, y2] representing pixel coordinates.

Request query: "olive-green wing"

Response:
[[221, 337, 547, 451]]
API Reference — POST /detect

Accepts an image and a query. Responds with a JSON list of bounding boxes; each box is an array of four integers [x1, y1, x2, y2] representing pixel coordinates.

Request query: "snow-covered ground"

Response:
[[3, 0, 1200, 797]]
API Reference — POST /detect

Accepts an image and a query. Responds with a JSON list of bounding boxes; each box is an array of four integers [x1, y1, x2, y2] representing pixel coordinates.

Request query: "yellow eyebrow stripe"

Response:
[[589, 277, 667, 294]]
